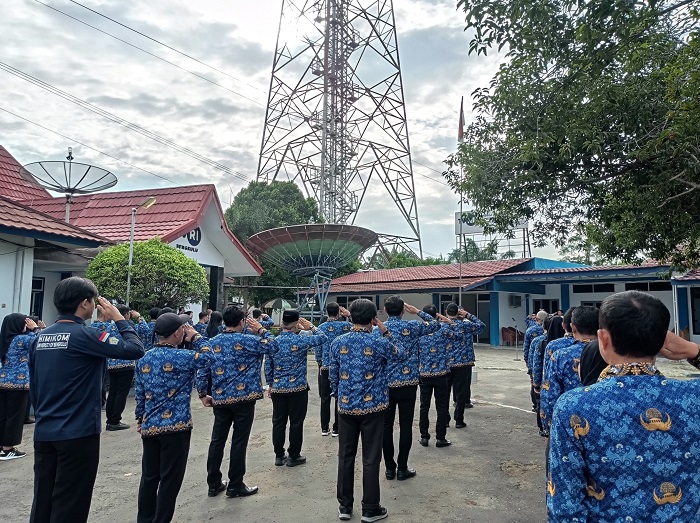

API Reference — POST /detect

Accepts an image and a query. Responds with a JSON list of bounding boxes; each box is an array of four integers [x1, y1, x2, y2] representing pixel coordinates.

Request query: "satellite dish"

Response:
[[22, 148, 118, 223]]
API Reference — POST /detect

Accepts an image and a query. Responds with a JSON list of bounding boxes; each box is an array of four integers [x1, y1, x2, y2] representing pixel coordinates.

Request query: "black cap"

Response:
[[282, 309, 300, 323], [154, 313, 190, 337]]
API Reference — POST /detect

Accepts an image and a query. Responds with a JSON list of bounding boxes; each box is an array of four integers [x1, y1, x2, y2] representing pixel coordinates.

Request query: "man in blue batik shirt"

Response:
[[548, 291, 700, 522], [194, 311, 209, 336], [381, 295, 441, 482], [317, 302, 351, 437], [135, 313, 213, 523], [329, 298, 405, 523], [195, 306, 277, 499], [264, 311, 327, 467]]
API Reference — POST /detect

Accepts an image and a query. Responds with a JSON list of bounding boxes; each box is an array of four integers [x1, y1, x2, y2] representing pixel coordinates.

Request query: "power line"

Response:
[[0, 62, 252, 182], [0, 106, 178, 185], [65, 0, 267, 95], [32, 0, 264, 107]]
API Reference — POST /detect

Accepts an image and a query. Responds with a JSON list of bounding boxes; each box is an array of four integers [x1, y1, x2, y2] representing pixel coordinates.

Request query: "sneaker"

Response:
[[0, 448, 26, 460], [331, 430, 339, 437], [361, 506, 388, 522], [106, 422, 130, 431], [321, 429, 331, 436], [338, 505, 353, 520]]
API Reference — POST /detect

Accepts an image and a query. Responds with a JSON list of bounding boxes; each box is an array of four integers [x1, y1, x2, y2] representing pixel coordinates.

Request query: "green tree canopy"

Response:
[[225, 181, 325, 305], [447, 238, 498, 263], [447, 0, 700, 268], [85, 239, 209, 312]]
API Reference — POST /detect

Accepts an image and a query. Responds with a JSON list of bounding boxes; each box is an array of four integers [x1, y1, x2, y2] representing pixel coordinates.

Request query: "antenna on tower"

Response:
[[22, 148, 118, 223], [257, 0, 422, 255]]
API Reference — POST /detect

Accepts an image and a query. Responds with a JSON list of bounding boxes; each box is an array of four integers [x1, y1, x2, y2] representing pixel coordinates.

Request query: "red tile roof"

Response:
[[25, 184, 262, 274], [329, 259, 529, 293], [0, 146, 51, 202], [0, 196, 110, 246]]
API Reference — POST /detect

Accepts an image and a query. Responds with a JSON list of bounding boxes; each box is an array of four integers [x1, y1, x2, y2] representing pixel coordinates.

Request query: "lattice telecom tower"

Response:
[[257, 0, 421, 253]]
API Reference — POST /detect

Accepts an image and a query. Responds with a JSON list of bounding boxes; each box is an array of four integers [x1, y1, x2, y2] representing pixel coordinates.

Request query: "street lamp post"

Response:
[[126, 196, 156, 307]]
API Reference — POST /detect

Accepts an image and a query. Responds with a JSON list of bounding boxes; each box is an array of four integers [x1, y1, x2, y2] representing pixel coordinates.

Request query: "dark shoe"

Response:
[[465, 403, 474, 409], [385, 468, 396, 480], [436, 439, 452, 448], [207, 482, 226, 497], [455, 421, 467, 429], [321, 428, 331, 436], [531, 405, 537, 412], [338, 505, 353, 520], [331, 429, 339, 437], [286, 455, 306, 467], [361, 506, 388, 522], [419, 437, 429, 447], [105, 422, 130, 431], [226, 484, 258, 498], [24, 418, 35, 425], [539, 429, 549, 438], [275, 455, 287, 466], [397, 468, 416, 481]]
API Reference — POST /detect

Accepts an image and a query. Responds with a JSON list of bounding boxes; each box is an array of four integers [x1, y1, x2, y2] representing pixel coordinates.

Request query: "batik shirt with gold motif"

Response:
[[329, 329, 404, 415], [528, 334, 546, 377], [385, 311, 441, 387], [0, 333, 36, 390], [264, 330, 327, 393], [450, 316, 485, 368], [523, 323, 544, 362], [418, 322, 462, 378], [195, 331, 277, 405], [547, 364, 700, 522], [540, 340, 587, 428], [135, 343, 213, 437], [317, 320, 351, 370]]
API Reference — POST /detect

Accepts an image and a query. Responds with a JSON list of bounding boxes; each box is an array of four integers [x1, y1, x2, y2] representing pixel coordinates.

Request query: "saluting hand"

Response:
[[403, 303, 419, 315], [97, 297, 125, 322], [246, 317, 263, 333], [372, 317, 388, 335], [661, 331, 699, 360], [339, 306, 351, 318], [436, 313, 453, 325], [25, 317, 38, 331], [182, 324, 197, 341], [298, 317, 313, 330]]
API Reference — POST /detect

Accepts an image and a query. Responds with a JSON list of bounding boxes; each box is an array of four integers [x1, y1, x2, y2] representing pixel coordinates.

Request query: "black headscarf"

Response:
[[542, 315, 565, 353], [0, 313, 27, 361], [206, 312, 223, 338]]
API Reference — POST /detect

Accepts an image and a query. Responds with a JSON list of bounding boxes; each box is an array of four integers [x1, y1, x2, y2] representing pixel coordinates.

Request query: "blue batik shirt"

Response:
[[0, 333, 37, 390], [418, 322, 462, 378], [242, 317, 273, 335], [384, 311, 441, 388], [329, 329, 404, 416], [450, 316, 485, 368], [540, 340, 587, 428], [134, 320, 156, 352], [264, 329, 327, 393], [528, 334, 546, 378], [194, 322, 208, 336], [541, 335, 575, 385], [317, 319, 351, 369], [525, 316, 537, 330], [195, 330, 277, 405], [92, 320, 135, 370], [135, 343, 213, 437], [523, 324, 544, 362], [547, 363, 700, 522]]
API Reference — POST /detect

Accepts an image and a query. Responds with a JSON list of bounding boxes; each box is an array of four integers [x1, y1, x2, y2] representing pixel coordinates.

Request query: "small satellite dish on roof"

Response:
[[22, 148, 118, 223]]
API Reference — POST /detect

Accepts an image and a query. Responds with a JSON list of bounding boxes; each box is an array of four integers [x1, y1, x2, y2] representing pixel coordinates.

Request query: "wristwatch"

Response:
[[688, 344, 700, 369]]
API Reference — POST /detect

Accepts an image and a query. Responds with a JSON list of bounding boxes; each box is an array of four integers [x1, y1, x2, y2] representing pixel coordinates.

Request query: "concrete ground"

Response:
[[2, 347, 696, 523]]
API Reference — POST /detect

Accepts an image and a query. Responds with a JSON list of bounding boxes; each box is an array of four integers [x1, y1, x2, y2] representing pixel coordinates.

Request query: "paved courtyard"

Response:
[[2, 347, 695, 523]]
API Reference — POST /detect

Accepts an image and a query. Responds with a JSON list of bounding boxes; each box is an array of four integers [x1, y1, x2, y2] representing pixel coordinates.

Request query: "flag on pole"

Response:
[[458, 96, 465, 143]]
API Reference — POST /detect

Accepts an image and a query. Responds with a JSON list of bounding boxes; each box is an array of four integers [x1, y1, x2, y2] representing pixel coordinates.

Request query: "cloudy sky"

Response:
[[1, 0, 557, 260]]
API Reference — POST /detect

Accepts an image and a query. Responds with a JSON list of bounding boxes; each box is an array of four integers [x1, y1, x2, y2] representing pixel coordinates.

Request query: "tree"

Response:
[[446, 0, 700, 268], [383, 251, 448, 269], [85, 239, 209, 311], [447, 238, 498, 263], [225, 181, 325, 305]]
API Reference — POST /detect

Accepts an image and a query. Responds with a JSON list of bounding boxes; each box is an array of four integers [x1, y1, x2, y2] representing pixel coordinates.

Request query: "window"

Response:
[[581, 301, 603, 308], [649, 281, 672, 292], [334, 295, 374, 308], [31, 277, 45, 319], [625, 282, 672, 292], [573, 284, 614, 293], [573, 284, 593, 294], [533, 299, 559, 314]]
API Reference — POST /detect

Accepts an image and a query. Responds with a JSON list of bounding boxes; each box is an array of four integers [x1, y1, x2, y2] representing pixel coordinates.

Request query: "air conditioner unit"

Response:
[[509, 295, 522, 308]]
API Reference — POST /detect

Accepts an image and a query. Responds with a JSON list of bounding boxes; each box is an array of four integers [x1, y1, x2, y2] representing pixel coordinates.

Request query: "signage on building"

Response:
[[455, 211, 528, 235], [175, 227, 202, 253]]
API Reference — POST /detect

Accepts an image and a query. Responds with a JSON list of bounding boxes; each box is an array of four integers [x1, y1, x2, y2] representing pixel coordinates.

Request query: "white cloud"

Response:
[[1, 0, 560, 260]]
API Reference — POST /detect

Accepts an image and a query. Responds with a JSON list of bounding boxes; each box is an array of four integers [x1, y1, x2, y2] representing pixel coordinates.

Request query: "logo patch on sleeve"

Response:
[[99, 332, 109, 342], [108, 337, 120, 345]]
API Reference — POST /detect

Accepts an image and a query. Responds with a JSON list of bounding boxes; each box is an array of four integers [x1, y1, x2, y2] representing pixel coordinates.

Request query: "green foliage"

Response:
[[448, 0, 700, 268], [85, 239, 209, 311], [225, 181, 322, 243], [384, 251, 448, 269], [447, 238, 498, 262]]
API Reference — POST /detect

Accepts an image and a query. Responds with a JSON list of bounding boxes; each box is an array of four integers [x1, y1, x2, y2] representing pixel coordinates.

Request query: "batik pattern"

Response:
[[418, 322, 461, 377], [384, 311, 441, 387], [450, 317, 485, 368], [317, 320, 351, 369], [523, 324, 544, 362], [0, 333, 37, 390], [540, 341, 587, 428], [264, 330, 327, 393]]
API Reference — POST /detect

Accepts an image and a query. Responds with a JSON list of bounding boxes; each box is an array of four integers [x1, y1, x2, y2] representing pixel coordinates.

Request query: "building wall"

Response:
[[0, 235, 34, 323]]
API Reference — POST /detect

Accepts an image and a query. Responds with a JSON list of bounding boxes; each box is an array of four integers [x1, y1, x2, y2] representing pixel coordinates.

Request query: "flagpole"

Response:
[[457, 96, 465, 307]]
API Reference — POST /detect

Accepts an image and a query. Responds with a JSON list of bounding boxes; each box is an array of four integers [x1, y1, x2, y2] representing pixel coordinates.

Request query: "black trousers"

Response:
[[382, 385, 417, 472], [30, 434, 100, 523], [530, 383, 538, 410], [337, 411, 383, 510], [0, 389, 29, 447], [271, 389, 308, 458], [318, 368, 338, 432], [449, 366, 472, 423], [106, 368, 134, 425], [206, 400, 256, 490], [419, 376, 448, 440], [534, 391, 543, 431], [137, 431, 191, 523]]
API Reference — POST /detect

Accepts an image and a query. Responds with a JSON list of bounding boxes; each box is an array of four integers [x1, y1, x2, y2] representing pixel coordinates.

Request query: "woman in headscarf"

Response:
[[206, 311, 224, 339], [0, 313, 37, 460]]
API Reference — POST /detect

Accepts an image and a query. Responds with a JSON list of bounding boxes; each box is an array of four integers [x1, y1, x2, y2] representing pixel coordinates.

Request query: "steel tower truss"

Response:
[[258, 0, 421, 249]]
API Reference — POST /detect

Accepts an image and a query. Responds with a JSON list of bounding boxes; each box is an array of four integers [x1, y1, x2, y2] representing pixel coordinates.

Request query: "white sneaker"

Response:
[[331, 430, 339, 438], [0, 448, 26, 460], [321, 430, 330, 436]]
